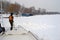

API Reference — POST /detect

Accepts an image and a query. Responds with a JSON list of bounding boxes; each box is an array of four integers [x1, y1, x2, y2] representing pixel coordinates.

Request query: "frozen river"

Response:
[[0, 14, 60, 40]]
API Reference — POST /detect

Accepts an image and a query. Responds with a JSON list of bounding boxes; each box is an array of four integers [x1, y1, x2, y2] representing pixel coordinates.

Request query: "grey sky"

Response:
[[7, 0, 60, 12]]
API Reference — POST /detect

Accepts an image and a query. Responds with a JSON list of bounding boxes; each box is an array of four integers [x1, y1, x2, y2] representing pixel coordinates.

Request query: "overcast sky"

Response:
[[7, 0, 60, 12]]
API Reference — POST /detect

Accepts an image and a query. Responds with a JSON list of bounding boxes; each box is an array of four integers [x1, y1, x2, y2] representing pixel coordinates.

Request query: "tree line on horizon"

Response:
[[0, 1, 59, 15]]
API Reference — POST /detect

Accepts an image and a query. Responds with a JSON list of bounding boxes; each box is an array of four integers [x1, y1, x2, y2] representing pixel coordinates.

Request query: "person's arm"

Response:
[[3, 17, 9, 18], [12, 16, 14, 19]]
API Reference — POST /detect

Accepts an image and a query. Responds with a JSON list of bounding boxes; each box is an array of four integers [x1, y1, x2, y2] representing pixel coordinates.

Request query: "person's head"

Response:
[[10, 13, 13, 16]]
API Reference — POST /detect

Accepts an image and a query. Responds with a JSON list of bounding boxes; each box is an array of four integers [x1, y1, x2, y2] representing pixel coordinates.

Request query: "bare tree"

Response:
[[6, 3, 20, 13]]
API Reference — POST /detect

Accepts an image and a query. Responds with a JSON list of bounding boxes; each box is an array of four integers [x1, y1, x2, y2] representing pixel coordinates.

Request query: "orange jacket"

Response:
[[9, 16, 13, 21]]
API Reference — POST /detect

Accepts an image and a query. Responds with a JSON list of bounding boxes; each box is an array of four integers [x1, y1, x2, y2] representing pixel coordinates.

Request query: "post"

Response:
[[0, 0, 3, 26]]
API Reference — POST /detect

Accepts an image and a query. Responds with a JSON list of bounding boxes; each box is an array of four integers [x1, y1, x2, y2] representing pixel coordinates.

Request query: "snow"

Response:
[[0, 14, 60, 40]]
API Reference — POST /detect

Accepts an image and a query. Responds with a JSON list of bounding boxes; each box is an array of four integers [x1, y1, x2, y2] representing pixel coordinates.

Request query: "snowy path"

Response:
[[0, 25, 37, 40]]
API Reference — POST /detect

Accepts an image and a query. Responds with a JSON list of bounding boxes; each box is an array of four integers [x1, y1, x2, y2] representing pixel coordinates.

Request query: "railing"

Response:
[[14, 25, 28, 32], [28, 31, 40, 40], [18, 25, 40, 40]]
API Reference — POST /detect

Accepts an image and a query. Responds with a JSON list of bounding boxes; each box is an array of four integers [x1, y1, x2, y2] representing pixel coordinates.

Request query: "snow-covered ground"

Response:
[[0, 14, 60, 40]]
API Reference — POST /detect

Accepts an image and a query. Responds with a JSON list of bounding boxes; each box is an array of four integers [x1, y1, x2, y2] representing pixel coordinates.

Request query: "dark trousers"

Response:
[[0, 27, 5, 33], [0, 28, 2, 33], [9, 20, 13, 30]]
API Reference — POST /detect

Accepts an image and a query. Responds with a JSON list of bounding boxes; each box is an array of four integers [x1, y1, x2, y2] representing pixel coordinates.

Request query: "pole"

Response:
[[1, 0, 4, 27]]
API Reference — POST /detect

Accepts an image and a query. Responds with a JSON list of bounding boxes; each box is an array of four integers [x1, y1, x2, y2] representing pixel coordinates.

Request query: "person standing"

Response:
[[9, 13, 14, 30], [0, 24, 3, 33]]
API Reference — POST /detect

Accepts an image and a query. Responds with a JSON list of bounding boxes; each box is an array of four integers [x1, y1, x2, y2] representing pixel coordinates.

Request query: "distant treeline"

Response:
[[0, 1, 60, 16]]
